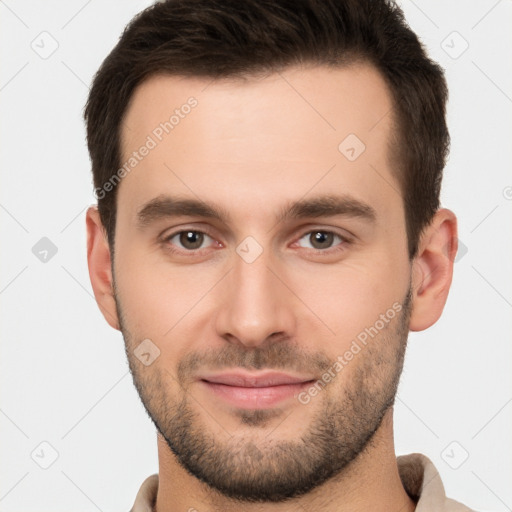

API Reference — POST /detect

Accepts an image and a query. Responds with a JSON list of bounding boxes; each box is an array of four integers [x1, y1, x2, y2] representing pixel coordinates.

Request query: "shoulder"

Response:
[[129, 474, 159, 512]]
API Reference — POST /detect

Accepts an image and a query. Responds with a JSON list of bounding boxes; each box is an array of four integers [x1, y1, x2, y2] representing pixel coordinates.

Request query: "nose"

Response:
[[215, 248, 296, 349]]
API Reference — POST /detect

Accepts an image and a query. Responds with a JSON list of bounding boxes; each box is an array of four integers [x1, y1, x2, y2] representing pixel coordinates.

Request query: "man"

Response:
[[84, 0, 474, 510]]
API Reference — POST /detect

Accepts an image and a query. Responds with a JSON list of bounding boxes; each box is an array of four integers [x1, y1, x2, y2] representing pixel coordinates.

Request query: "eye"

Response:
[[296, 230, 347, 252], [161, 228, 349, 257], [165, 230, 215, 251]]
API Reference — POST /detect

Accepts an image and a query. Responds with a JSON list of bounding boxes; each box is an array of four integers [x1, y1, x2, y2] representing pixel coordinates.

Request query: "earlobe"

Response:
[[86, 206, 120, 331], [409, 208, 458, 332]]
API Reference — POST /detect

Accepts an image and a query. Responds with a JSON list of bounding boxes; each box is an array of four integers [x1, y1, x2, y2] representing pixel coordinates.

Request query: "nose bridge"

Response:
[[215, 244, 295, 348]]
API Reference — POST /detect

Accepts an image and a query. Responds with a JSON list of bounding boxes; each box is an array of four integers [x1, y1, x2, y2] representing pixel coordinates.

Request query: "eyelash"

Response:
[[160, 228, 351, 257]]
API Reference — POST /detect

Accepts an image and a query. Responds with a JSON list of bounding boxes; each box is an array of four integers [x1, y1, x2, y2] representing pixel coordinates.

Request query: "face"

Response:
[[113, 64, 412, 501]]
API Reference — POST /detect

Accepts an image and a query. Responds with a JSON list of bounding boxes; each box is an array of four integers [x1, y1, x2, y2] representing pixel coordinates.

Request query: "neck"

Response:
[[154, 408, 415, 512]]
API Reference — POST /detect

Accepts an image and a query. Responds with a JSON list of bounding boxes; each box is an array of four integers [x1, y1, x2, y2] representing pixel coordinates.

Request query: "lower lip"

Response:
[[200, 380, 313, 409]]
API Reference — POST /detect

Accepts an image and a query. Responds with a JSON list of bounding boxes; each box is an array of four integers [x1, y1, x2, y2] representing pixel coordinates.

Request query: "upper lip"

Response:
[[200, 371, 315, 388]]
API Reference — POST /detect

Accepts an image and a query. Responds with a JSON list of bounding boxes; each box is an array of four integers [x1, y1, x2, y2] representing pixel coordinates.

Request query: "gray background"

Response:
[[1, 0, 511, 510]]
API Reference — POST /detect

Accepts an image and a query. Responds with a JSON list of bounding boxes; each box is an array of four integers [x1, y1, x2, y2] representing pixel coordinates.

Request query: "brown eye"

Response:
[[166, 230, 213, 251], [297, 230, 344, 251], [310, 231, 334, 249], [179, 231, 204, 250]]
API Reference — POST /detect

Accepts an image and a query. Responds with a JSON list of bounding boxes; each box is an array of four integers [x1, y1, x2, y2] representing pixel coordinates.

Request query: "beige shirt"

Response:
[[130, 452, 475, 511]]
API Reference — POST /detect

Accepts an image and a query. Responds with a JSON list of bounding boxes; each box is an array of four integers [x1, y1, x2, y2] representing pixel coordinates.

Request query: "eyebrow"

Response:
[[136, 193, 377, 228]]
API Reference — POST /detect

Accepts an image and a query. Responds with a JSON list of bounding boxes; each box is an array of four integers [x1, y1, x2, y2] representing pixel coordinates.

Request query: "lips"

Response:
[[198, 371, 316, 409]]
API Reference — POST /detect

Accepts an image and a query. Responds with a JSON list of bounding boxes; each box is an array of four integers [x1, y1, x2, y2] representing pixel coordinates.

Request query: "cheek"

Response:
[[114, 245, 221, 341], [285, 253, 408, 347]]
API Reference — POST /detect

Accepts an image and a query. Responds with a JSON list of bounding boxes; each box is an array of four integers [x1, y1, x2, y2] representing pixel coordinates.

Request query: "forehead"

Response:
[[121, 62, 394, 154], [118, 63, 399, 227]]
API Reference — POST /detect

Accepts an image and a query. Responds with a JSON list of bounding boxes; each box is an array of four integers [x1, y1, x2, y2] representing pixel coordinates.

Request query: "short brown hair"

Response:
[[84, 0, 449, 259]]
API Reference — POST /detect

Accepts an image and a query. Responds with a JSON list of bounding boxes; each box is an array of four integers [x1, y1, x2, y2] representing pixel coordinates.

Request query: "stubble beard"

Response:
[[117, 288, 412, 503]]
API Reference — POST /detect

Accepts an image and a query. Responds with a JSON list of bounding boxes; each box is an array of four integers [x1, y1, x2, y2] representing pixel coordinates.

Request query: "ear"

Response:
[[86, 206, 120, 331], [409, 208, 458, 332]]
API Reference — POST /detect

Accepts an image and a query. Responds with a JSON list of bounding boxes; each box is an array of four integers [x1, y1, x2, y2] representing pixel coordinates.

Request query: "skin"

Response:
[[86, 63, 457, 511]]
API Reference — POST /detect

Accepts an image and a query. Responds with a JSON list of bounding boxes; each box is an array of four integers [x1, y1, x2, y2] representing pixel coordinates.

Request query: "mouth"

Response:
[[198, 370, 316, 409]]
